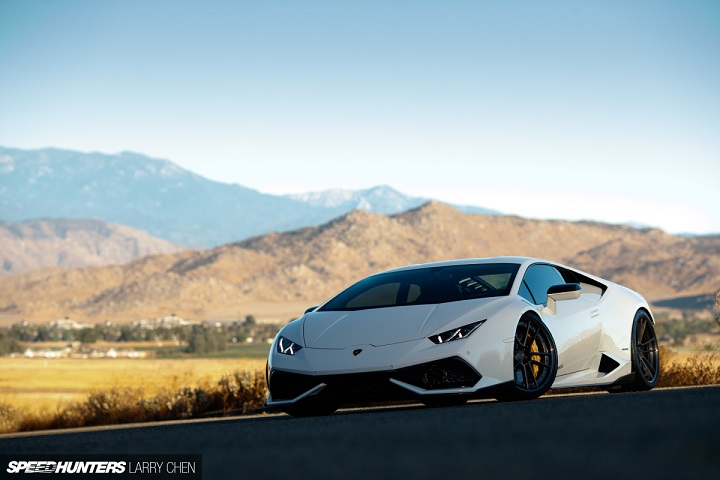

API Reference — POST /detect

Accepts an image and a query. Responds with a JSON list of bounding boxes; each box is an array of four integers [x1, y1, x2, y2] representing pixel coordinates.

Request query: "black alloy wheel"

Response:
[[610, 310, 660, 392], [497, 313, 558, 401]]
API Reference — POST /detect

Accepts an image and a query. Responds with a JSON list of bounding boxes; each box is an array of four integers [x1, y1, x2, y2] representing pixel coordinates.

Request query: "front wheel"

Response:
[[496, 313, 558, 402]]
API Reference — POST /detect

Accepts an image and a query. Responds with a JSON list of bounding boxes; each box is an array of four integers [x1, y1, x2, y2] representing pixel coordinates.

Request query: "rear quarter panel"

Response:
[[598, 282, 653, 362]]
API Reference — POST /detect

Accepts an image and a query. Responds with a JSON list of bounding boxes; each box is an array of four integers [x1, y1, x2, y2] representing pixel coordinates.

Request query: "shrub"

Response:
[[186, 326, 226, 354], [0, 402, 17, 432], [0, 331, 22, 355]]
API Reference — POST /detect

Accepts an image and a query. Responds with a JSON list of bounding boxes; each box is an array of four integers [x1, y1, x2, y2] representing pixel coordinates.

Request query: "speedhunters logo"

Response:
[[0, 455, 201, 478], [7, 461, 126, 474]]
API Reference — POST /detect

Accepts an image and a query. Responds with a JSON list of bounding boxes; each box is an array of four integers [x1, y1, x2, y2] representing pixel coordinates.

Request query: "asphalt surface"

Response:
[[1, 386, 718, 480]]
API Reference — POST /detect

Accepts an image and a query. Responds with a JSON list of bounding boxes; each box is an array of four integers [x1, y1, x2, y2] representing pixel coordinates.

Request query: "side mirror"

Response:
[[304, 306, 319, 314], [544, 283, 582, 315]]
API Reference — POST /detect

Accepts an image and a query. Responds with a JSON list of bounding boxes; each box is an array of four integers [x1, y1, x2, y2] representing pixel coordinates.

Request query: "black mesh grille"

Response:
[[321, 372, 406, 400], [393, 357, 481, 390]]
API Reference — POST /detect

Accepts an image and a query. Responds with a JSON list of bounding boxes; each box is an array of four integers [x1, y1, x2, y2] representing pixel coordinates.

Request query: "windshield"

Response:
[[319, 263, 520, 312]]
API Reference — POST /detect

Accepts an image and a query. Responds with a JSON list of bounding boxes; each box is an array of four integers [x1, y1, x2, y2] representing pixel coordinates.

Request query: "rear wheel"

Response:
[[497, 313, 557, 402], [609, 310, 659, 392]]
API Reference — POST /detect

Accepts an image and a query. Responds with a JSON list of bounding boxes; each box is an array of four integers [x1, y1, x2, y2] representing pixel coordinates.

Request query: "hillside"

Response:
[[0, 218, 184, 274], [0, 202, 717, 322]]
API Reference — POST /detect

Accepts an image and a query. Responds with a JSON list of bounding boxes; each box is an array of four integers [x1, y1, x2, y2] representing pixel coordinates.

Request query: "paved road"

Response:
[[1, 386, 718, 479]]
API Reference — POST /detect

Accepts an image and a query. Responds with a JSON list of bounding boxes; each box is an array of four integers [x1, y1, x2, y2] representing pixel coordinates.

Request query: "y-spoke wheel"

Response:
[[611, 310, 659, 392], [497, 313, 557, 401]]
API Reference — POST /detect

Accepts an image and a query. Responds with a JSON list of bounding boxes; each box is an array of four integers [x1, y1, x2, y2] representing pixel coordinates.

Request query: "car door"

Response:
[[519, 264, 602, 377]]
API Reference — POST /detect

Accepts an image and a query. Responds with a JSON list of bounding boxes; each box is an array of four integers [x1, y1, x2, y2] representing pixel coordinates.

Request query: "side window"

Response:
[[518, 280, 535, 304], [522, 264, 565, 306]]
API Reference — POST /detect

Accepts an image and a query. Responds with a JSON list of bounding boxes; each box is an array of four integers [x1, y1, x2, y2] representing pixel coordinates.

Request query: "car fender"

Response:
[[460, 296, 540, 384], [598, 283, 653, 362]]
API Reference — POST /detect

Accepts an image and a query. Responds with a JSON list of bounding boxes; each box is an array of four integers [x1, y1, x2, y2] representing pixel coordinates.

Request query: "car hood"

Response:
[[303, 298, 499, 349]]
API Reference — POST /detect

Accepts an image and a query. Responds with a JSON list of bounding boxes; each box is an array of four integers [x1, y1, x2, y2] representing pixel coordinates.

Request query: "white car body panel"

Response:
[[544, 294, 603, 377], [266, 256, 655, 407], [303, 297, 499, 348]]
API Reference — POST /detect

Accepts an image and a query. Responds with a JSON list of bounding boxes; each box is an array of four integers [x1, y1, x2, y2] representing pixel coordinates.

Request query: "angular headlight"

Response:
[[276, 336, 303, 355], [428, 320, 486, 344]]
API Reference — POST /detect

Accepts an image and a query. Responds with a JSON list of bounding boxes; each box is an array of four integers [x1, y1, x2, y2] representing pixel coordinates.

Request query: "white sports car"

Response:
[[265, 257, 660, 416]]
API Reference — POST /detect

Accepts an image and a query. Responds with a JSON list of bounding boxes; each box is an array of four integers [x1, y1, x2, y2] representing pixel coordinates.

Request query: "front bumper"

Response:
[[266, 356, 488, 407]]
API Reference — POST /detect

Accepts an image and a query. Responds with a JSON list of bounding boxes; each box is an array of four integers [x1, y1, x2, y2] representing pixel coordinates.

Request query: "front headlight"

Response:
[[428, 320, 486, 344], [276, 336, 303, 355]]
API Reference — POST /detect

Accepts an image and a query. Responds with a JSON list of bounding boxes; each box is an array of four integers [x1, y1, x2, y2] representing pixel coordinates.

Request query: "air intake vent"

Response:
[[393, 357, 481, 390], [269, 370, 322, 401], [598, 354, 620, 374]]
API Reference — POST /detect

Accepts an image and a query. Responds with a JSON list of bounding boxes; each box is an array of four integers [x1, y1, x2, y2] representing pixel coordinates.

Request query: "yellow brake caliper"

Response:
[[530, 340, 540, 377]]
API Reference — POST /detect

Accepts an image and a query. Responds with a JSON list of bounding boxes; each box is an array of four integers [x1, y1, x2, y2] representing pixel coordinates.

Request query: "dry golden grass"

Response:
[[0, 358, 264, 415], [0, 357, 268, 433], [661, 348, 720, 365], [1, 369, 267, 433], [657, 347, 720, 387]]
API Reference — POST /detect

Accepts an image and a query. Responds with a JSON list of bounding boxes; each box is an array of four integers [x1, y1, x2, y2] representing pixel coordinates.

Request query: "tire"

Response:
[[608, 310, 660, 393], [496, 312, 558, 402], [284, 400, 338, 417]]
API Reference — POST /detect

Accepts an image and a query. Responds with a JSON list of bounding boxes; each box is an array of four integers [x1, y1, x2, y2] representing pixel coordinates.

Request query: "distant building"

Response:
[[132, 315, 200, 330], [49, 318, 94, 330]]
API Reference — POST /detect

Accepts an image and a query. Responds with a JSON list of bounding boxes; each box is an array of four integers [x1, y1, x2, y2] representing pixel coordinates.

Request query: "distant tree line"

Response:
[[186, 325, 226, 355], [0, 330, 22, 355], [0, 315, 281, 355], [654, 311, 719, 345]]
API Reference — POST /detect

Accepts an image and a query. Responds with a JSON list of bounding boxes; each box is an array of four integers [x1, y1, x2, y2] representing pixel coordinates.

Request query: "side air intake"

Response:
[[598, 354, 620, 374]]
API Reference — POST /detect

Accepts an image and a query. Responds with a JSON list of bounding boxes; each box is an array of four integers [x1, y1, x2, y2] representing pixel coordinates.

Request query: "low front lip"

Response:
[[265, 383, 328, 407]]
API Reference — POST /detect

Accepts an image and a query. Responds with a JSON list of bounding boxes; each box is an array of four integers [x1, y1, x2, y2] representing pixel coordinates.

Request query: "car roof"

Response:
[[380, 256, 541, 274]]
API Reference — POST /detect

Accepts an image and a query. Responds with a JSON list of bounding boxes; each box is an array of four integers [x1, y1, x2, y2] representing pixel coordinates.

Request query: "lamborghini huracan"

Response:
[[265, 257, 660, 416]]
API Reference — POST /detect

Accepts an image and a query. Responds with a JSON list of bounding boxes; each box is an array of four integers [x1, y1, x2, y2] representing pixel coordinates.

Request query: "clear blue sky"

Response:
[[1, 0, 718, 233]]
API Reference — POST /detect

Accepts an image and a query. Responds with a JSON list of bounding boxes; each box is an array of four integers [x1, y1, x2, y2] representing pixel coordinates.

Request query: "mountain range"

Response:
[[0, 146, 498, 248], [1, 145, 716, 323], [1, 202, 717, 323], [0, 218, 183, 275], [286, 185, 498, 217]]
